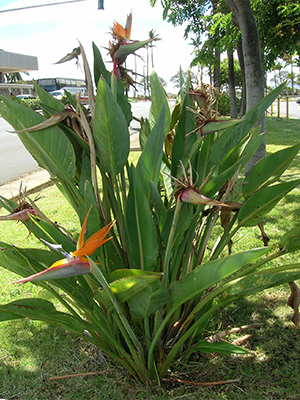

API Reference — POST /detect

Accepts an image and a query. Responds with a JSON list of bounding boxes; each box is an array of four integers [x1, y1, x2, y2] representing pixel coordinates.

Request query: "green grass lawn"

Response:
[[1, 116, 300, 399]]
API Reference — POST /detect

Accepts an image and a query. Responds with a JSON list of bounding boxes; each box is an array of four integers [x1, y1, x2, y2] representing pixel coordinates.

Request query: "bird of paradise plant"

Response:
[[0, 13, 300, 391], [12, 208, 115, 284]]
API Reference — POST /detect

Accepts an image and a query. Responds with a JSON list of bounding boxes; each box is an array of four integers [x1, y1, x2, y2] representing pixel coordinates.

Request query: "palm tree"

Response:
[[145, 29, 161, 96]]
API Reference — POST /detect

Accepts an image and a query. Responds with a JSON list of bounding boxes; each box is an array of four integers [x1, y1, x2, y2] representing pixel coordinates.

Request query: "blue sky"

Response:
[[0, 0, 196, 92]]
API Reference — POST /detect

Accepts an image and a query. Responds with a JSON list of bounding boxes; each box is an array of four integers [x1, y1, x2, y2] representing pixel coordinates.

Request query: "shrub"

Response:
[[0, 15, 300, 389], [215, 90, 241, 116]]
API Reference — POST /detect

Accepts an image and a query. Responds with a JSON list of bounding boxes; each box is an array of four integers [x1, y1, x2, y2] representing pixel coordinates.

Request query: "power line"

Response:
[[0, 0, 91, 14]]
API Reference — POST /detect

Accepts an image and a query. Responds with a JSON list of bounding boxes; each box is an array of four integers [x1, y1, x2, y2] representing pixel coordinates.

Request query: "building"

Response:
[[0, 49, 38, 97]]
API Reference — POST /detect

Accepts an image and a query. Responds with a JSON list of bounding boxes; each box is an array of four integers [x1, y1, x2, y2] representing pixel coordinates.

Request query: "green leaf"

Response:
[[238, 179, 300, 227], [125, 166, 158, 270], [114, 39, 153, 59], [170, 247, 270, 308], [0, 299, 85, 336], [243, 144, 300, 198], [128, 281, 170, 318], [192, 340, 248, 355], [221, 265, 300, 301], [93, 78, 130, 175], [150, 181, 167, 231], [111, 274, 162, 303], [96, 272, 163, 309], [202, 119, 243, 136], [33, 82, 65, 113], [202, 156, 246, 199], [93, 41, 111, 84], [137, 103, 166, 198], [0, 96, 76, 182], [108, 269, 162, 282], [279, 227, 300, 253], [139, 117, 151, 150], [93, 42, 132, 125], [209, 82, 287, 166], [0, 242, 95, 310], [149, 70, 171, 137], [171, 93, 196, 177]]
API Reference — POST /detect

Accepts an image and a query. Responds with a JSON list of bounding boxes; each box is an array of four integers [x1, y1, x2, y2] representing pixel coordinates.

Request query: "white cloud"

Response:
[[0, 0, 196, 91]]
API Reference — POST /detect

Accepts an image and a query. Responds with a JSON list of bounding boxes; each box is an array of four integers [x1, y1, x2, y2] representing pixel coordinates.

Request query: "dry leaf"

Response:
[[288, 281, 300, 327]]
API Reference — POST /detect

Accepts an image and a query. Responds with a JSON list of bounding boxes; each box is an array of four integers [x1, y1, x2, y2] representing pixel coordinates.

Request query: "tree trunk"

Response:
[[228, 50, 238, 118], [224, 0, 265, 174], [214, 47, 221, 90], [237, 42, 246, 117]]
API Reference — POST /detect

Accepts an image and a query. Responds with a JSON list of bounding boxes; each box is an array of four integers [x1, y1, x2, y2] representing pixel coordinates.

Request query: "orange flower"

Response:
[[113, 12, 132, 42], [13, 208, 115, 284]]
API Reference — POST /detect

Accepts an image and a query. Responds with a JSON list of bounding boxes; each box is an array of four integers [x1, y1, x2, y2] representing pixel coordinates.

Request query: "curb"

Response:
[[0, 133, 141, 202]]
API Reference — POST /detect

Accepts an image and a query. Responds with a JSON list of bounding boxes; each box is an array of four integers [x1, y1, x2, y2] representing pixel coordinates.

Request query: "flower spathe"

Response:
[[0, 209, 36, 221], [13, 209, 115, 284], [180, 188, 230, 208], [113, 12, 132, 42]]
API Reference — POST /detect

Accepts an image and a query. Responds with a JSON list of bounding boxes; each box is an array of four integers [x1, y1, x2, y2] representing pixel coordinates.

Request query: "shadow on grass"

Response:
[[0, 319, 134, 400], [266, 117, 300, 148], [1, 292, 300, 400], [161, 290, 300, 400]]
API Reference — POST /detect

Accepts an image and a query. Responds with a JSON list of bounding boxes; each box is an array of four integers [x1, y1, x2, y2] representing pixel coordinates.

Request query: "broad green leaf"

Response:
[[128, 281, 170, 318], [33, 82, 65, 113], [0, 242, 95, 309], [0, 298, 57, 321], [150, 181, 167, 231], [161, 161, 172, 200], [0, 298, 86, 336], [0, 96, 76, 182], [137, 103, 166, 198], [202, 156, 246, 199], [0, 242, 58, 282], [95, 272, 163, 309], [108, 269, 162, 283], [171, 101, 182, 130], [209, 82, 286, 166], [161, 203, 193, 249], [239, 133, 265, 169], [93, 78, 130, 175], [27, 215, 76, 253], [238, 179, 300, 227], [125, 166, 158, 270], [170, 247, 270, 308], [218, 133, 249, 174], [221, 265, 300, 301], [171, 93, 196, 177], [279, 227, 300, 253], [243, 144, 300, 198], [202, 119, 243, 136], [149, 70, 171, 137], [93, 42, 132, 125], [139, 117, 151, 150], [93, 41, 111, 84], [114, 39, 153, 59], [195, 131, 214, 185], [192, 340, 248, 355]]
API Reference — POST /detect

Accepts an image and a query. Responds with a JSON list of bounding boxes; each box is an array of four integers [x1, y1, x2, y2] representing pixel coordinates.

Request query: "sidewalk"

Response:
[[0, 169, 52, 201], [0, 131, 141, 201]]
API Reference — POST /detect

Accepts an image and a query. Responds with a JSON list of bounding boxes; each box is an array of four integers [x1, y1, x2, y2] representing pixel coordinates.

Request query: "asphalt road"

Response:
[[0, 118, 39, 185], [0, 100, 298, 186], [0, 101, 152, 186], [270, 99, 300, 119]]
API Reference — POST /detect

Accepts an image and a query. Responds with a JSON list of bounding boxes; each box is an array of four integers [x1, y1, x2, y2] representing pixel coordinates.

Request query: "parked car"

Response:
[[16, 94, 35, 100], [49, 87, 87, 101], [296, 97, 300, 105], [49, 90, 65, 100]]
